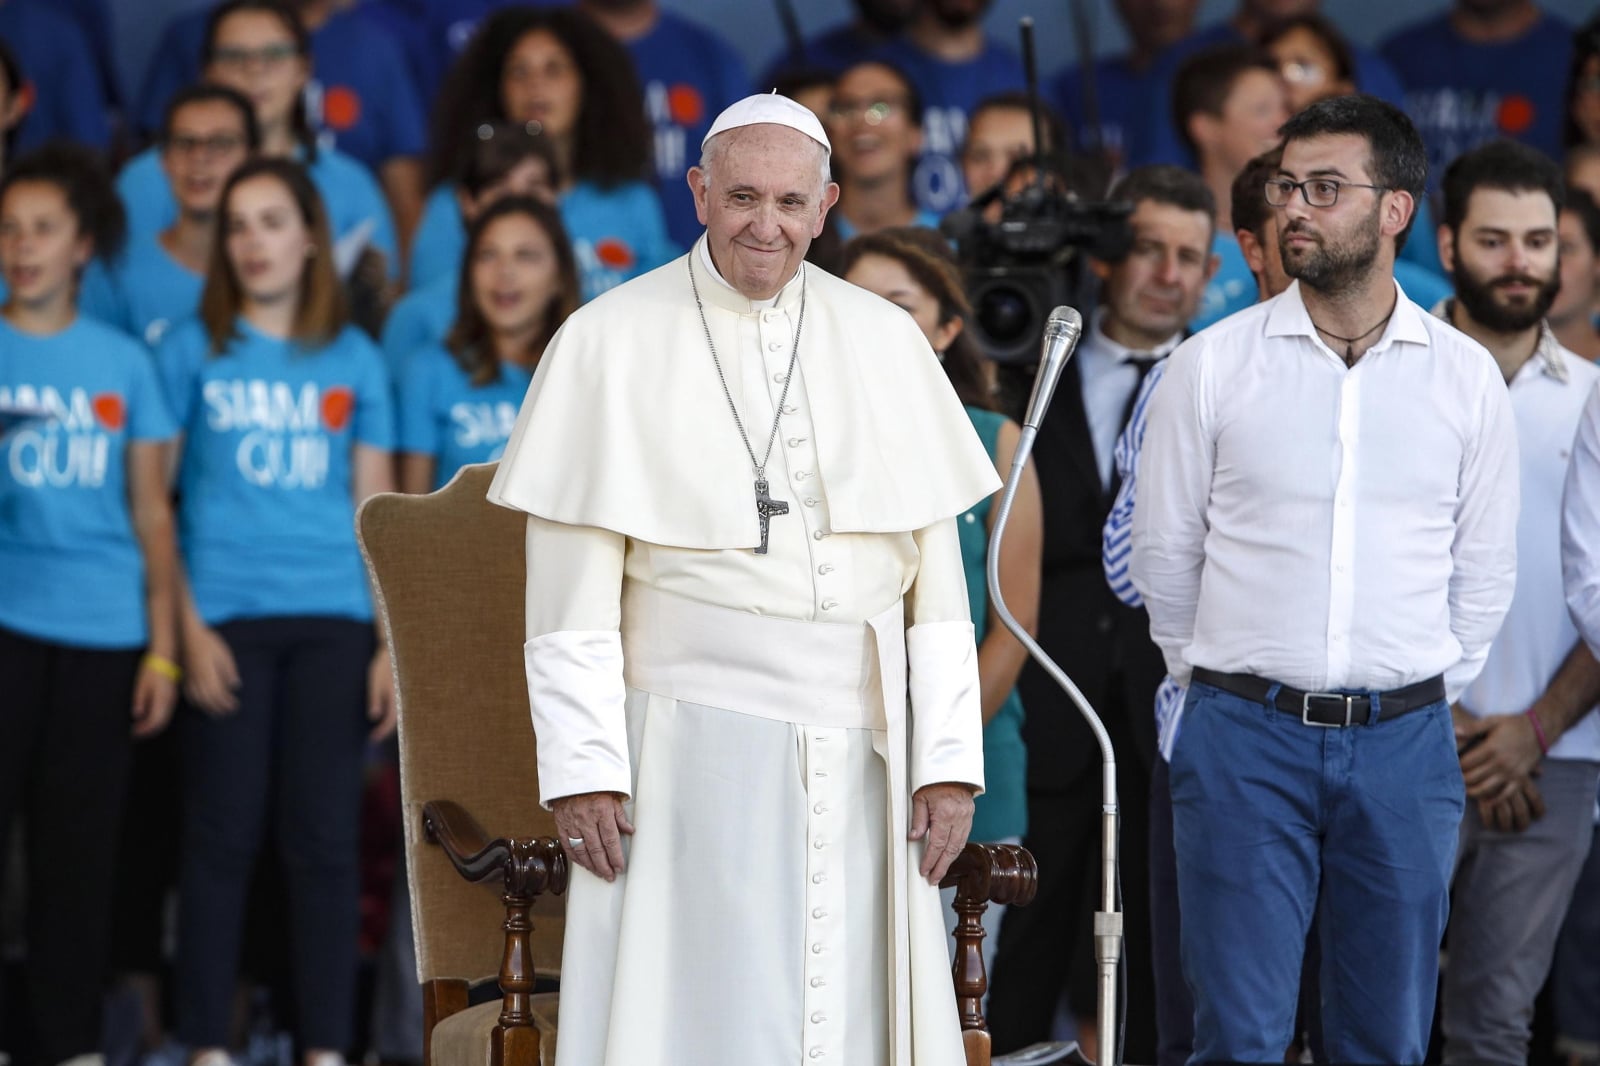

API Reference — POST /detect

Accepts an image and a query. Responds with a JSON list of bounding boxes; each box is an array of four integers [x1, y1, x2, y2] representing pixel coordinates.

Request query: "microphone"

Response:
[[1023, 306, 1084, 431], [988, 303, 1127, 1066]]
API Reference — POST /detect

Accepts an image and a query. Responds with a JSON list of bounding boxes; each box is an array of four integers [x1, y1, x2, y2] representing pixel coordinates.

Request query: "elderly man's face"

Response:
[[688, 124, 840, 301]]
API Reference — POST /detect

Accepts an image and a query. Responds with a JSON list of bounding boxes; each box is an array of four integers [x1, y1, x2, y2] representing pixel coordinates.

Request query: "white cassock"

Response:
[[488, 238, 1000, 1066]]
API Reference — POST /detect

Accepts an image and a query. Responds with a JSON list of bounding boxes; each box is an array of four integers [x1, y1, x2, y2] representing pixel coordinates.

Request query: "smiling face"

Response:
[[1443, 186, 1560, 333], [204, 10, 308, 140], [224, 172, 314, 309], [163, 99, 253, 219], [469, 210, 562, 345], [500, 30, 583, 144], [0, 180, 91, 312], [827, 63, 920, 186], [688, 124, 839, 301]]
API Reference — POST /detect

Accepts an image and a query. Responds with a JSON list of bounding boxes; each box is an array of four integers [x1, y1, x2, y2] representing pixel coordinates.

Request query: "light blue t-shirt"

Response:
[[117, 146, 401, 281], [1191, 231, 1256, 333], [0, 315, 178, 648], [396, 344, 532, 490], [157, 318, 394, 625], [833, 209, 943, 245], [79, 235, 204, 350], [380, 273, 457, 377], [408, 180, 678, 299]]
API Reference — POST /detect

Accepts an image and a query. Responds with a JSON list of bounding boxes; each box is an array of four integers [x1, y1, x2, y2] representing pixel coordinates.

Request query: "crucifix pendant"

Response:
[[754, 476, 789, 555]]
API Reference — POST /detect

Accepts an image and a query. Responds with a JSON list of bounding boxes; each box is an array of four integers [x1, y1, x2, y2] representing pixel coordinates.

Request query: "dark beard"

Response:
[[853, 0, 916, 35], [1279, 209, 1382, 295], [1452, 265, 1560, 333]]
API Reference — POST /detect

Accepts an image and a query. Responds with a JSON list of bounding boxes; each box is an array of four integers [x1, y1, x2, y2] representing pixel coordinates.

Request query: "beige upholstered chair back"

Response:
[[358, 462, 564, 985]]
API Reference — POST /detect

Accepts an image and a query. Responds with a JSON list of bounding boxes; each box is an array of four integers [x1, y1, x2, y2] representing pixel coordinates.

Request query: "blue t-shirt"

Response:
[[132, 3, 428, 173], [396, 344, 532, 489], [1191, 230, 1257, 333], [79, 236, 204, 350], [157, 318, 394, 625], [1051, 54, 1168, 173], [1381, 11, 1573, 190], [380, 273, 457, 377], [408, 180, 678, 300], [0, 2, 110, 151], [0, 315, 178, 648], [872, 37, 1027, 216], [1142, 22, 1408, 172], [628, 11, 751, 251], [117, 145, 401, 281], [759, 20, 889, 85], [833, 209, 943, 244]]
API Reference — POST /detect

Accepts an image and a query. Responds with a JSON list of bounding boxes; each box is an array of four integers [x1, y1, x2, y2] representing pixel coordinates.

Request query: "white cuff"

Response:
[[525, 629, 631, 808], [906, 620, 986, 795]]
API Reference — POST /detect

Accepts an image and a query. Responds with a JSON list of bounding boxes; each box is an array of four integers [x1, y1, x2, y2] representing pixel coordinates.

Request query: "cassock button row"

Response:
[[813, 803, 826, 814], [812, 1013, 826, 1024], [814, 530, 829, 541], [812, 907, 826, 918], [812, 873, 826, 883], [788, 436, 807, 447], [804, 497, 817, 507], [794, 470, 811, 481], [818, 563, 834, 575], [774, 372, 788, 383], [813, 839, 826, 849], [821, 599, 837, 611], [768, 341, 782, 351], [812, 942, 824, 953], [810, 977, 825, 988], [809, 1049, 824, 1059], [784, 404, 797, 414]]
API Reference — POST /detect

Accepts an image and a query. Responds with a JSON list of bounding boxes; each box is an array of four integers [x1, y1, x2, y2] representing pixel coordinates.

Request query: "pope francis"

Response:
[[487, 92, 1001, 1066]]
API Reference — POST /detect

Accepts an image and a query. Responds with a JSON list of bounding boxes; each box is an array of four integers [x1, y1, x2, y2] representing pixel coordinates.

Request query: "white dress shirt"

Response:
[[1453, 318, 1600, 761], [1130, 280, 1519, 699], [1561, 365, 1600, 760], [1078, 306, 1181, 490]]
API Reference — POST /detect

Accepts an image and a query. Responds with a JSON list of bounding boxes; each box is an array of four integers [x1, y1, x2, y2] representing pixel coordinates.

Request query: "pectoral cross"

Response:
[[754, 477, 789, 555]]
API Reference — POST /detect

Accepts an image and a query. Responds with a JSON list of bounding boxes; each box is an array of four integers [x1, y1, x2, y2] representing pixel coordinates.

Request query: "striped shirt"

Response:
[[1101, 359, 1187, 760]]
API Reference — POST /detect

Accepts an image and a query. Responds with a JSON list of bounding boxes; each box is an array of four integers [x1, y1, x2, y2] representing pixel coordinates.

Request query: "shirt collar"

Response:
[[1265, 278, 1430, 358], [1089, 305, 1183, 362], [1429, 297, 1570, 384], [695, 236, 804, 314]]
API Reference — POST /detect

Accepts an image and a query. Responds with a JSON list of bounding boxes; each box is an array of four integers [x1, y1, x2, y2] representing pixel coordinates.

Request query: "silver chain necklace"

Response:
[[687, 255, 807, 555]]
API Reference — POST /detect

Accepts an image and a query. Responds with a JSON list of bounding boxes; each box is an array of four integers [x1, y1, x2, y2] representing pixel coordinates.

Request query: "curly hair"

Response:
[[426, 6, 650, 191], [1, 142, 127, 263]]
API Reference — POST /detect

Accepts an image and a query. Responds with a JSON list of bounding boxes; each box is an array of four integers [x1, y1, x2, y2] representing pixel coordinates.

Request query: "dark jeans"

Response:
[[1170, 681, 1462, 1065], [174, 616, 373, 1050], [0, 624, 139, 1065], [1149, 757, 1192, 1066]]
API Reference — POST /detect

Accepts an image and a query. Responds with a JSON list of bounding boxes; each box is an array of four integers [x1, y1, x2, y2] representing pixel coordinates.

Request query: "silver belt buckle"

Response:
[[1302, 692, 1355, 727]]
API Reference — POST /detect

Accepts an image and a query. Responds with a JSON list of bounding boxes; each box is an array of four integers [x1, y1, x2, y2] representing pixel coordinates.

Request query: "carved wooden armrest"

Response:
[[941, 841, 1039, 1044], [420, 799, 568, 1037]]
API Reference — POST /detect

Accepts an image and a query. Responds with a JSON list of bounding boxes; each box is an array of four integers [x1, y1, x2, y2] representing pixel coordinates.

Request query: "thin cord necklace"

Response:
[[1308, 294, 1397, 368], [687, 255, 807, 555]]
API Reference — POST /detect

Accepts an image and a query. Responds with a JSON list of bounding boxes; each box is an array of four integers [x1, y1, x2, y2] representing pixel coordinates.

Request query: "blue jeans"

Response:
[[1169, 680, 1463, 1065]]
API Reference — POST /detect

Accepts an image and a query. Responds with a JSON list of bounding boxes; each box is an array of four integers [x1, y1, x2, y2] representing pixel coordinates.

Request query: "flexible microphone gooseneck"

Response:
[[987, 306, 1127, 1066]]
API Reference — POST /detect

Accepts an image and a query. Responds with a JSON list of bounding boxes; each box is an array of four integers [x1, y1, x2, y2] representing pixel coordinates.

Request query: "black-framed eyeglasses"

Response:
[[1264, 177, 1389, 208]]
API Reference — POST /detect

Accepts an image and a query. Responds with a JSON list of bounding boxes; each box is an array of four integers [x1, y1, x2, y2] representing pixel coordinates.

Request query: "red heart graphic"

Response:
[[321, 387, 354, 431], [324, 86, 363, 131], [595, 237, 636, 270], [92, 392, 126, 431], [668, 84, 704, 127]]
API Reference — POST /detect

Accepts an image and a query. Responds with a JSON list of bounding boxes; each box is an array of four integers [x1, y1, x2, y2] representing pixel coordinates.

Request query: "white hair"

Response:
[[697, 128, 832, 193]]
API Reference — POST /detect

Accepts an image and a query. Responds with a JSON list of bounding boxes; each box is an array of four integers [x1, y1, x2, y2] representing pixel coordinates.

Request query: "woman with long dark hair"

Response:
[[157, 156, 394, 1066], [0, 143, 180, 1064], [409, 6, 675, 299], [841, 226, 1041, 979], [398, 194, 579, 492], [118, 0, 400, 284]]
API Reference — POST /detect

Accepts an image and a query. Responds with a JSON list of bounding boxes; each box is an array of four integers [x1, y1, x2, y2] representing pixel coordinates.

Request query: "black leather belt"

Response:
[[1191, 667, 1446, 727]]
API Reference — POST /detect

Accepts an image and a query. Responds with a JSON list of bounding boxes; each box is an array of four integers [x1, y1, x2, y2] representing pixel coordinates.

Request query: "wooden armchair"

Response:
[[357, 463, 1053, 1066]]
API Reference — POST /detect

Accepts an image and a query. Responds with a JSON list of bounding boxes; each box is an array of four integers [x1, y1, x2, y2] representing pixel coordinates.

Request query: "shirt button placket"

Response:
[[803, 727, 843, 1060]]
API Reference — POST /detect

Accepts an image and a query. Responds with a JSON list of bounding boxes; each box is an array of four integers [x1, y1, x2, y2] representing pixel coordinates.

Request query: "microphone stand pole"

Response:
[[987, 366, 1123, 1066]]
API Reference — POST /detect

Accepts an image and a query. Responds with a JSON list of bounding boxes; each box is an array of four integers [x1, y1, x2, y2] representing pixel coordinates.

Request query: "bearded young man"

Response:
[[1130, 94, 1520, 1064], [488, 93, 997, 1066], [1435, 139, 1600, 1066]]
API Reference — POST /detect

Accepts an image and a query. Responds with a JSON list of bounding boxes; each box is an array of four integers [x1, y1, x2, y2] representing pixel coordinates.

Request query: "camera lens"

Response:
[[975, 284, 1038, 347]]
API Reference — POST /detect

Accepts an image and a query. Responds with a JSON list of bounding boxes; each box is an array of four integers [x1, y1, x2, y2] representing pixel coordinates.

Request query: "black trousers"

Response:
[[987, 761, 1156, 1064], [174, 616, 373, 1050], [0, 624, 140, 1064]]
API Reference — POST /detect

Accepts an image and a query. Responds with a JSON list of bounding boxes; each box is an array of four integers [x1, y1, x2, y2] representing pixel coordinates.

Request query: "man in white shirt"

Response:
[[1130, 94, 1520, 1064], [1434, 138, 1600, 1066]]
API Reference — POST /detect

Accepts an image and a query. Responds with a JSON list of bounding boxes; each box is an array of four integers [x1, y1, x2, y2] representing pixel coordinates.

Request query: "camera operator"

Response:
[[986, 164, 1217, 1064]]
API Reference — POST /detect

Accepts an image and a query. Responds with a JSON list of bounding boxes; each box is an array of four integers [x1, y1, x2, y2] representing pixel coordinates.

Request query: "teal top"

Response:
[[959, 405, 1028, 842]]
